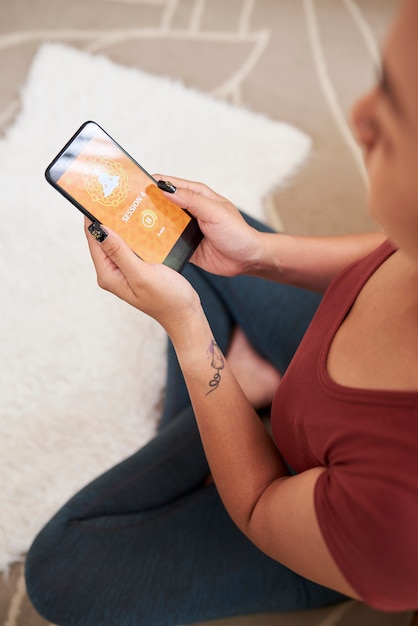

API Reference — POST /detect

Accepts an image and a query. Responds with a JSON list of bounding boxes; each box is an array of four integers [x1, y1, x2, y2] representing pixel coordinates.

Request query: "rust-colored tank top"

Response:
[[271, 240, 418, 610]]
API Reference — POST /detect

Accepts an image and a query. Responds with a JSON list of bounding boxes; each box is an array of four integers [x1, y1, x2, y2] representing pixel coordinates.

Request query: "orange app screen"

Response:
[[57, 133, 191, 264]]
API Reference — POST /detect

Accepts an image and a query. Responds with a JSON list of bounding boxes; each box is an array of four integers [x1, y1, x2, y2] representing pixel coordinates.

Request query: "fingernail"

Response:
[[157, 180, 177, 194], [88, 221, 108, 242]]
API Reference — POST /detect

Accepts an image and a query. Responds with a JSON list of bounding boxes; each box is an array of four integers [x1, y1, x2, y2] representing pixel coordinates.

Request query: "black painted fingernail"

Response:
[[157, 180, 177, 194], [88, 221, 108, 242]]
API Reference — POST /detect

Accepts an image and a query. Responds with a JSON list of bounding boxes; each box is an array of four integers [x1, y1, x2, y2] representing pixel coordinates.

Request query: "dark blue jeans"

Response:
[[25, 216, 345, 625]]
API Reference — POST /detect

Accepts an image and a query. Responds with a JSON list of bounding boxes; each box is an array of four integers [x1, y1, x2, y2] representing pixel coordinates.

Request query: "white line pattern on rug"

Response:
[[342, 0, 381, 67], [0, 0, 268, 108], [303, 0, 368, 186]]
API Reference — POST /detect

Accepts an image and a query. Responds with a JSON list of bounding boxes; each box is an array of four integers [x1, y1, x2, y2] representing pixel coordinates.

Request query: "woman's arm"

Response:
[[172, 313, 359, 598], [249, 230, 386, 292], [155, 176, 386, 293]]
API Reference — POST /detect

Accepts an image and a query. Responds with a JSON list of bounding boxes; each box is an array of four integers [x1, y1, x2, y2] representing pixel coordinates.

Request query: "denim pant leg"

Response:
[[160, 213, 322, 428], [26, 407, 345, 626]]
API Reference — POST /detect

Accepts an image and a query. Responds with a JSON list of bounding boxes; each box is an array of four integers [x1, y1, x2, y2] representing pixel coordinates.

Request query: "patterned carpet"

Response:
[[0, 1, 413, 624]]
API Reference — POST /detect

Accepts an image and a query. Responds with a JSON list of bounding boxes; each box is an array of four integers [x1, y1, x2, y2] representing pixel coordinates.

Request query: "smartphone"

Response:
[[45, 121, 203, 272]]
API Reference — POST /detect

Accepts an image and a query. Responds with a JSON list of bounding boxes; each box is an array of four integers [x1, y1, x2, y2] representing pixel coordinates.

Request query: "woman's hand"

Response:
[[84, 218, 204, 339], [154, 176, 262, 277]]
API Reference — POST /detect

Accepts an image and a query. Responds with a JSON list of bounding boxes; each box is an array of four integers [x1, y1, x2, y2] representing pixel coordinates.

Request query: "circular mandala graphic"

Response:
[[84, 157, 130, 207]]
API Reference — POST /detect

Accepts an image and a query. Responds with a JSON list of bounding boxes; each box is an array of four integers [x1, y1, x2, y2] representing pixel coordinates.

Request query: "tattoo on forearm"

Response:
[[206, 340, 225, 395]]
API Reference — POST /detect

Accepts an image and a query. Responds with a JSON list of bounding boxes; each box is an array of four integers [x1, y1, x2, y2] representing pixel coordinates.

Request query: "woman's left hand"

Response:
[[84, 218, 204, 337]]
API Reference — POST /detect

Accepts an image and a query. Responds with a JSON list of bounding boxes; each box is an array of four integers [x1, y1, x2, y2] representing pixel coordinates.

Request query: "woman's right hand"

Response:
[[154, 176, 263, 277]]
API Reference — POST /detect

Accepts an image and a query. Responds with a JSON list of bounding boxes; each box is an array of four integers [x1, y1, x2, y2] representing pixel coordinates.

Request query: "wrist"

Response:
[[248, 231, 283, 276], [236, 228, 269, 275], [167, 305, 212, 354]]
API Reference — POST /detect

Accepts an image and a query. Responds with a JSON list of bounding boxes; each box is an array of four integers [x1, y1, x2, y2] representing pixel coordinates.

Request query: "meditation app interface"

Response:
[[56, 126, 191, 264]]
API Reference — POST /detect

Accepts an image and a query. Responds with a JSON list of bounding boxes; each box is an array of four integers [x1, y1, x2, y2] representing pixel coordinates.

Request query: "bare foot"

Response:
[[227, 327, 281, 409]]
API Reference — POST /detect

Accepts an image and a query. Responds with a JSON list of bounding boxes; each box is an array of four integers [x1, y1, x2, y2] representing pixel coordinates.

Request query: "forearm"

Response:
[[248, 230, 387, 293], [171, 310, 289, 529]]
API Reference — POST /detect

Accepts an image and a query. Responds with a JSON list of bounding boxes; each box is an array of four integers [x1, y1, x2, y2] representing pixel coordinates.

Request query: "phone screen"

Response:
[[47, 122, 197, 266]]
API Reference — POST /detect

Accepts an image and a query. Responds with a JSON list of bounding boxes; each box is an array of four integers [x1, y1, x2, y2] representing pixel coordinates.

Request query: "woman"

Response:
[[26, 0, 418, 623]]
